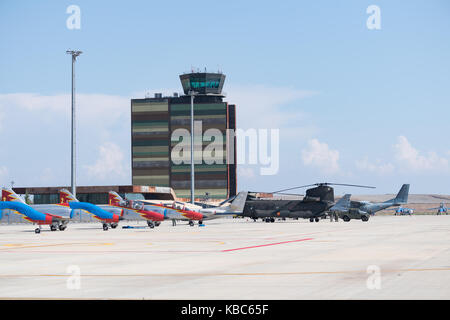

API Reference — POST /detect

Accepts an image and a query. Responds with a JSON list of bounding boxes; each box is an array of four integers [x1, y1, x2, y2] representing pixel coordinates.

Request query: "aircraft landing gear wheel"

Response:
[[270, 218, 275, 223], [155, 222, 161, 227], [103, 224, 109, 231], [265, 218, 270, 223], [50, 225, 57, 231], [315, 218, 320, 222], [147, 221, 155, 229], [342, 216, 350, 222], [189, 220, 194, 227], [110, 223, 118, 229], [35, 228, 41, 234], [198, 220, 203, 225], [59, 225, 67, 231], [253, 218, 257, 222], [309, 218, 314, 223], [361, 216, 369, 222]]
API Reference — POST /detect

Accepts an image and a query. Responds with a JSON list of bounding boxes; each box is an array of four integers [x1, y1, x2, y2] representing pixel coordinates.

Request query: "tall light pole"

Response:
[[188, 90, 198, 204], [66, 50, 82, 197]]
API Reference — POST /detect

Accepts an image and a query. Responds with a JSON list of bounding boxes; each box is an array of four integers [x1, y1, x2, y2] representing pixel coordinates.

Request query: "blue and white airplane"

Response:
[[1, 188, 122, 233], [387, 205, 414, 215], [427, 203, 449, 215]]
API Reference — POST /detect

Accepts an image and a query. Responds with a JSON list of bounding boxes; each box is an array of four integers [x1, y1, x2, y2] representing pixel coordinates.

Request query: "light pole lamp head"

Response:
[[66, 50, 83, 60]]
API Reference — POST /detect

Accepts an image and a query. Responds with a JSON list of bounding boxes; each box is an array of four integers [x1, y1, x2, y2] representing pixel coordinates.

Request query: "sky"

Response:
[[0, 0, 449, 195]]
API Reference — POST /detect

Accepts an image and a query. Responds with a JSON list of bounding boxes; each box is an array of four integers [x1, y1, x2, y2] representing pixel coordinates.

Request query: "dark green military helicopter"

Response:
[[240, 183, 375, 223]]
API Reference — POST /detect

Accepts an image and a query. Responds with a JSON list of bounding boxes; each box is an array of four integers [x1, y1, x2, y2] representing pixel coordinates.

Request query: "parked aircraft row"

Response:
[[1, 183, 440, 232], [0, 188, 248, 233]]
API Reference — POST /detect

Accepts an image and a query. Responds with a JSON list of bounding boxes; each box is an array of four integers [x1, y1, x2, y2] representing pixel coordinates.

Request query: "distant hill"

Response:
[[349, 194, 450, 204]]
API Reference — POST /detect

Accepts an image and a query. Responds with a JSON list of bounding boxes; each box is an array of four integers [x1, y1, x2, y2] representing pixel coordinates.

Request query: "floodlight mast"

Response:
[[66, 50, 82, 197]]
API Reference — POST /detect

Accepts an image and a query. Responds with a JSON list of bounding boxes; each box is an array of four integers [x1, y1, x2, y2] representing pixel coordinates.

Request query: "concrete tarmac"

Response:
[[0, 215, 449, 299]]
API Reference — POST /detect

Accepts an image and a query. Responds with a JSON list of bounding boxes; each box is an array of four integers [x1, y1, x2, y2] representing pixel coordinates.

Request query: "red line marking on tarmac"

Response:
[[221, 238, 314, 252]]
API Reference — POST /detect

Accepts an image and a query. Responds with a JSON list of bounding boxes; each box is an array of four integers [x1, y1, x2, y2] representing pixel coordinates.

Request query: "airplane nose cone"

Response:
[[193, 212, 205, 220]]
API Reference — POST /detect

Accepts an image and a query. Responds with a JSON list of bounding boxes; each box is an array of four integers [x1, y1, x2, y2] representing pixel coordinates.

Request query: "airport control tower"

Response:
[[130, 71, 237, 201]]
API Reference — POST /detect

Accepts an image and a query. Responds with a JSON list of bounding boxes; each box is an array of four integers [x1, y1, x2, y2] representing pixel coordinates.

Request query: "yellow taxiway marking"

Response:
[[0, 267, 448, 278], [0, 242, 115, 250]]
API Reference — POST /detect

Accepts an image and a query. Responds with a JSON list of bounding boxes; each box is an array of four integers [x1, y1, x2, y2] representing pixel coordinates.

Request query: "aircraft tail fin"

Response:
[[385, 184, 409, 204], [108, 191, 124, 206], [1, 188, 26, 203], [329, 194, 351, 212], [59, 189, 79, 204], [228, 191, 248, 213]]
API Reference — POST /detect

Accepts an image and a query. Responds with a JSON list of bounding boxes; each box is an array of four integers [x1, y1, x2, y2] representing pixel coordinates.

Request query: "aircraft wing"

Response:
[[329, 194, 351, 212], [45, 213, 71, 222]]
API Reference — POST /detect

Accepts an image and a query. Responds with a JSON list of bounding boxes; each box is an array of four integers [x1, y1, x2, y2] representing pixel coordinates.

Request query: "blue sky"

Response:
[[0, 0, 449, 195]]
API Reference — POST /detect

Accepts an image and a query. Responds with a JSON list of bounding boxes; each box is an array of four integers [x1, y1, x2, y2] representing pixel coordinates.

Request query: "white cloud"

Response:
[[0, 93, 129, 124], [301, 139, 340, 174], [84, 142, 129, 182], [394, 136, 449, 172], [39, 168, 56, 185], [356, 157, 395, 175], [0, 111, 4, 131], [0, 166, 9, 186]]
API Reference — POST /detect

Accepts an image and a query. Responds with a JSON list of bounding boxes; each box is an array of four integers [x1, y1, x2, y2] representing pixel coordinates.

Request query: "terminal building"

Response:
[[131, 72, 237, 200]]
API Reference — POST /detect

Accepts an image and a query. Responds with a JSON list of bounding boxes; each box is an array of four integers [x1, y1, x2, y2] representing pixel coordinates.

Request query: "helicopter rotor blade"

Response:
[[271, 182, 376, 194], [271, 192, 305, 196], [270, 184, 317, 193], [322, 183, 376, 189]]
